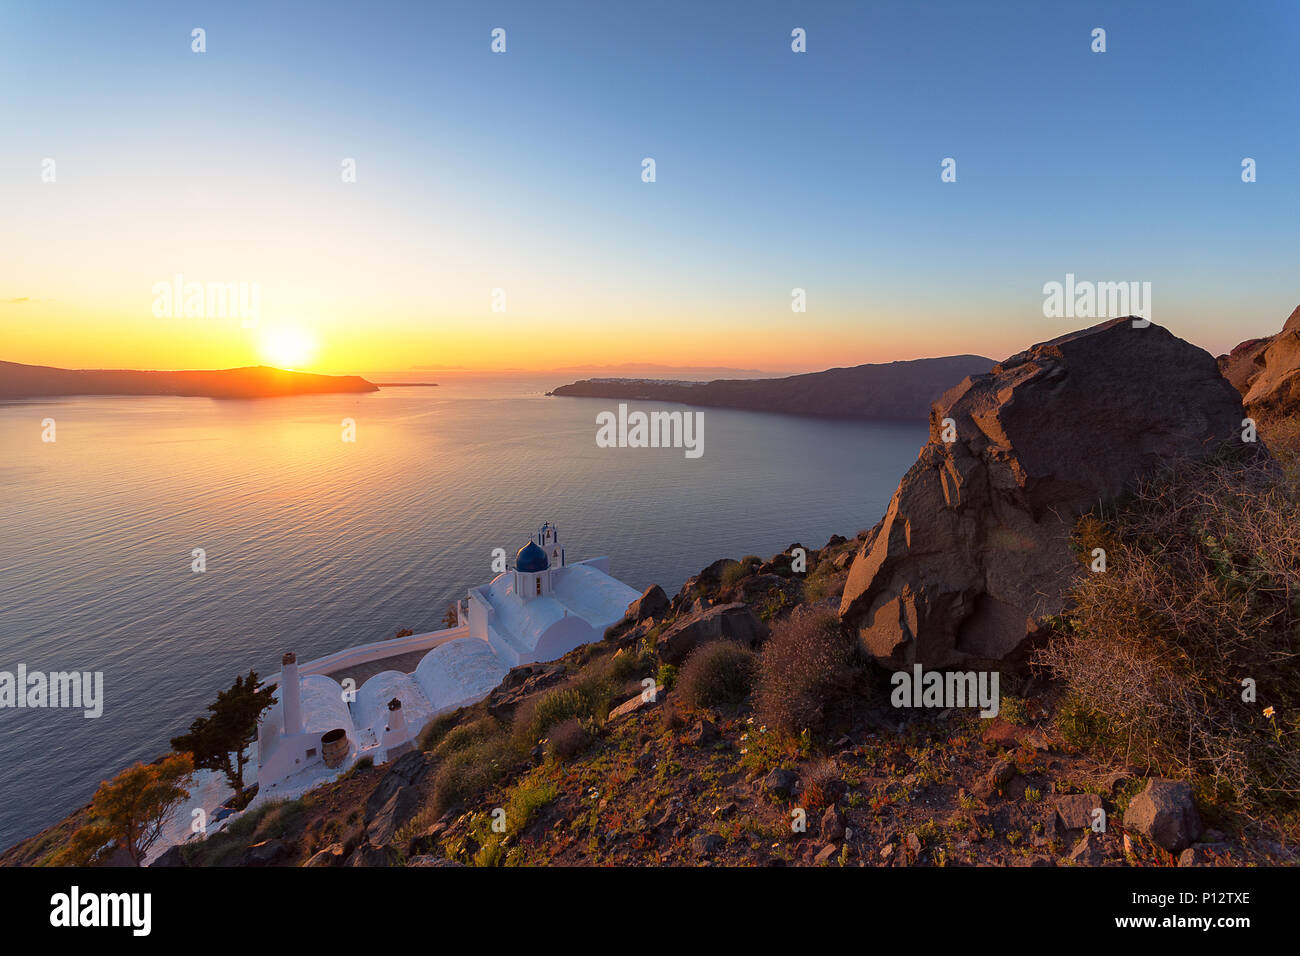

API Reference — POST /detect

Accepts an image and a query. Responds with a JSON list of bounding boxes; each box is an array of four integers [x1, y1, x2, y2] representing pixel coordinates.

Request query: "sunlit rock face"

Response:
[[1219, 304, 1300, 422], [840, 318, 1253, 668]]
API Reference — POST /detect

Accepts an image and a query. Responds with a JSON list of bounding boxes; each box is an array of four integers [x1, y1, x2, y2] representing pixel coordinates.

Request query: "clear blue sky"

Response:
[[1, 0, 1297, 371]]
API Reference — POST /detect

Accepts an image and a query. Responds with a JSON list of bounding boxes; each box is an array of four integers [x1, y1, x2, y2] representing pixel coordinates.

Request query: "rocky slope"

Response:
[[839, 319, 1255, 669], [6, 318, 1295, 869], [550, 355, 996, 420], [33, 533, 1277, 871]]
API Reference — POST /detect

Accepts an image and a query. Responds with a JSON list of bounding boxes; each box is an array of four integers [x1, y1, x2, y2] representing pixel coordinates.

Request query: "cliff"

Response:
[[1218, 304, 1300, 422], [550, 355, 996, 420]]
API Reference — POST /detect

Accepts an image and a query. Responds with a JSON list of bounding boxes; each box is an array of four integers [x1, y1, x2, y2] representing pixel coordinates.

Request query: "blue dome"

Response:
[[515, 541, 550, 573]]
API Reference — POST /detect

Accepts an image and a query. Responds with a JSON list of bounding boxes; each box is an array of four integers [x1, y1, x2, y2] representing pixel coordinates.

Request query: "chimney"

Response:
[[386, 697, 405, 735], [281, 652, 303, 736]]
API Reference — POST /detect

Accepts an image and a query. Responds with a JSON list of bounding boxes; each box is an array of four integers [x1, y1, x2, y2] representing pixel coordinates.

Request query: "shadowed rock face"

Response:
[[1218, 304, 1300, 421], [839, 319, 1252, 668]]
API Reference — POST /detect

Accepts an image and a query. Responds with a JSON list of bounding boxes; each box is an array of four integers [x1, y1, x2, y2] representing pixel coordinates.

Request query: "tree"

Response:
[[56, 752, 193, 866], [170, 670, 274, 805]]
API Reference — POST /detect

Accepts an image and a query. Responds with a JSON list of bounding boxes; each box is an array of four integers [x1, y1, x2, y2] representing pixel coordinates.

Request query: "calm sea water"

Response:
[[0, 377, 924, 848]]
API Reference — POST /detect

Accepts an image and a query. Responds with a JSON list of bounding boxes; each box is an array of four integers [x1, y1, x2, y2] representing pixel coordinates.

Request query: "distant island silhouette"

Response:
[[0, 361, 379, 400], [549, 354, 996, 421]]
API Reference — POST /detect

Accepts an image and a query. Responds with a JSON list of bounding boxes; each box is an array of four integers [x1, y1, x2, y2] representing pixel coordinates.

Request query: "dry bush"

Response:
[[677, 640, 757, 708], [755, 606, 862, 736], [1260, 414, 1300, 470], [544, 717, 591, 762], [1035, 451, 1300, 817]]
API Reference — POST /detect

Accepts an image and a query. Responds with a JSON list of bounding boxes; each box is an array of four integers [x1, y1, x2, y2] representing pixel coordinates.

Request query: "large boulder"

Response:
[[1219, 304, 1300, 422], [655, 602, 769, 665], [841, 319, 1252, 667]]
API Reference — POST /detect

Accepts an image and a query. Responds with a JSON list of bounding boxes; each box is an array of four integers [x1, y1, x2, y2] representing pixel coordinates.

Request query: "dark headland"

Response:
[[0, 361, 379, 400], [548, 354, 997, 420]]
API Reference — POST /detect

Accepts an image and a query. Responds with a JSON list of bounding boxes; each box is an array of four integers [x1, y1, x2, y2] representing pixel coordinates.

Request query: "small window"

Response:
[[306, 747, 317, 758], [535, 576, 542, 595]]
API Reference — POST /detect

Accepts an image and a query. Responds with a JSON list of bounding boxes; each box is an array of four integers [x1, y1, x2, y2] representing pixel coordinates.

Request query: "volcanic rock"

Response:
[[840, 319, 1252, 667], [655, 602, 769, 665]]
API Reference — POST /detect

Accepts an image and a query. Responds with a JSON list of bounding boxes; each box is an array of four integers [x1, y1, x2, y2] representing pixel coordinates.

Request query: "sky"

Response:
[[1, 0, 1297, 375]]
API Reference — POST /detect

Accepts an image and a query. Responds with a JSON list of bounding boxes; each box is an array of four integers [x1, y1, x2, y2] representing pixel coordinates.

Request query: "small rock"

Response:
[[813, 844, 839, 866], [974, 757, 1016, 799], [692, 833, 724, 857], [303, 843, 345, 867], [820, 805, 846, 843], [608, 686, 666, 722], [762, 768, 799, 799], [1123, 779, 1202, 853], [347, 842, 398, 867], [405, 822, 448, 858], [243, 838, 292, 867], [1178, 844, 1231, 867], [1032, 813, 1061, 847], [626, 584, 670, 622], [685, 718, 719, 747], [1067, 831, 1109, 866], [981, 717, 1028, 749], [1055, 793, 1104, 831]]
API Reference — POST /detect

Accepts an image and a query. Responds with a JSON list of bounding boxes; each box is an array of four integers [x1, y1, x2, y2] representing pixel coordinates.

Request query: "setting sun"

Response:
[[258, 325, 317, 371]]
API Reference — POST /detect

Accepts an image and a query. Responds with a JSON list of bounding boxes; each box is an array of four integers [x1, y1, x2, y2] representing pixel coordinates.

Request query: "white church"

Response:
[[255, 523, 641, 796]]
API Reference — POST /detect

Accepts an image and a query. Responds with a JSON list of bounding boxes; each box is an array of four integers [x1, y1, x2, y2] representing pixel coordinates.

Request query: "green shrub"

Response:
[[511, 674, 612, 750], [720, 559, 751, 589], [656, 662, 678, 691], [607, 647, 651, 683], [431, 736, 517, 814], [434, 716, 504, 759], [418, 711, 461, 752], [801, 564, 844, 603], [677, 641, 757, 708]]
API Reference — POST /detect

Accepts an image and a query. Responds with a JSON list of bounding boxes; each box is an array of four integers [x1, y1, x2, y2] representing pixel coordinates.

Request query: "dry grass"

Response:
[[1035, 447, 1300, 818]]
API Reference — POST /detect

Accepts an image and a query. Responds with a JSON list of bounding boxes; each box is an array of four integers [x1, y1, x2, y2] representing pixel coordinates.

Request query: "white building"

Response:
[[255, 523, 640, 797]]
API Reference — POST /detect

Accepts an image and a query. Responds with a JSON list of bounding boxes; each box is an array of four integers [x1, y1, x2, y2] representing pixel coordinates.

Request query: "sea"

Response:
[[0, 375, 925, 848]]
